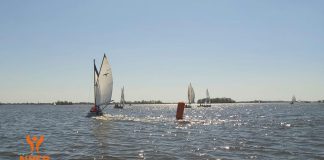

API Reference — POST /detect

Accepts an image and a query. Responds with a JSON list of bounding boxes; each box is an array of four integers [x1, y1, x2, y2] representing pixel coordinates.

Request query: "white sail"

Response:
[[292, 95, 296, 103], [188, 83, 195, 104], [120, 86, 125, 105], [95, 54, 113, 106], [206, 89, 210, 104]]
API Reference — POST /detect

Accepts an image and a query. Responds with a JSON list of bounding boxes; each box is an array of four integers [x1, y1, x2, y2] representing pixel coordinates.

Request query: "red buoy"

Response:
[[176, 102, 185, 120]]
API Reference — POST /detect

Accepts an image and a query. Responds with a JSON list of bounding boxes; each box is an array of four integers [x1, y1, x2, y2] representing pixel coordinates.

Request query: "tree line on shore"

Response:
[[197, 97, 236, 103], [1, 99, 324, 105], [126, 100, 163, 104], [0, 101, 76, 105], [55, 101, 73, 105]]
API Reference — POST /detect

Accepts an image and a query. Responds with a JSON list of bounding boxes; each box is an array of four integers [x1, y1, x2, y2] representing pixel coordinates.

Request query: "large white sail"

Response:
[[95, 54, 113, 106], [188, 83, 195, 104]]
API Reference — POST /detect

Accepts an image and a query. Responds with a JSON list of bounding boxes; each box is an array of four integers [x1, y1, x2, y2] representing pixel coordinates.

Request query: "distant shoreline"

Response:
[[0, 102, 92, 105], [1, 100, 323, 105]]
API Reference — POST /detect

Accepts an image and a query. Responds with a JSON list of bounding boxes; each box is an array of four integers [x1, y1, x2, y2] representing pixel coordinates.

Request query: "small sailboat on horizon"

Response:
[[87, 54, 113, 117], [114, 86, 125, 109], [185, 83, 195, 108], [199, 89, 211, 107], [290, 95, 296, 104]]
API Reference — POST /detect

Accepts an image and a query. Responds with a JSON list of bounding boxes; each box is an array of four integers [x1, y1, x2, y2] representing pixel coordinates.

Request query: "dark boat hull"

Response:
[[114, 104, 124, 109], [86, 111, 103, 117], [185, 105, 192, 108], [198, 104, 211, 107]]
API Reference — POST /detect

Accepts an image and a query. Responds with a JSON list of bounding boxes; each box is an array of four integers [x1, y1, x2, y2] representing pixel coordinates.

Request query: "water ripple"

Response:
[[0, 103, 323, 159]]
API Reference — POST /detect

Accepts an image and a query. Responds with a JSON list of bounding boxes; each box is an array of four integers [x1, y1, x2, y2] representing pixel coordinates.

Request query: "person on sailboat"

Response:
[[90, 105, 102, 115], [90, 105, 97, 112]]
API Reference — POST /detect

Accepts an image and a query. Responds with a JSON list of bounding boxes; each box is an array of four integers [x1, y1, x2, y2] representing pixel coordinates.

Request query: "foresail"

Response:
[[96, 54, 113, 106]]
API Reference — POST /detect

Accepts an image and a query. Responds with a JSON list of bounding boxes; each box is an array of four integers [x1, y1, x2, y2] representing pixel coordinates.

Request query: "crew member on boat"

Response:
[[90, 105, 101, 115], [90, 105, 97, 112]]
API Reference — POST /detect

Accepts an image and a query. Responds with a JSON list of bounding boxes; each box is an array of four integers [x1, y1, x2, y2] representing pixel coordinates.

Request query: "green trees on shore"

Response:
[[129, 100, 163, 104], [197, 97, 235, 103], [2, 99, 324, 105], [55, 101, 73, 105]]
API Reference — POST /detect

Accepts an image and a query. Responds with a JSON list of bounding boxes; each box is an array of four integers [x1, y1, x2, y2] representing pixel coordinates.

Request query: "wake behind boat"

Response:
[[87, 54, 113, 117]]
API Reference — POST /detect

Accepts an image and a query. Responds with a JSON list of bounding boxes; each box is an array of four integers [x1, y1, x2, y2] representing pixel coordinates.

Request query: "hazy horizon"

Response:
[[0, 99, 321, 104], [1, 1, 323, 103]]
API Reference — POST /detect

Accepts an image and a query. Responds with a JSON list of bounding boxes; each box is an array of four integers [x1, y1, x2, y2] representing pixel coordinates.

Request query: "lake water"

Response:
[[0, 103, 323, 159]]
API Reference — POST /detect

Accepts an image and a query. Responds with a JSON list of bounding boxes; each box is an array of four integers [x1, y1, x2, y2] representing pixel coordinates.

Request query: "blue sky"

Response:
[[0, 0, 323, 103]]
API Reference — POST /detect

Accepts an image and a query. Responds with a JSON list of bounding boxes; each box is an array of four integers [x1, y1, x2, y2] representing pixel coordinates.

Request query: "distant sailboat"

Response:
[[199, 89, 211, 107], [185, 83, 195, 108], [87, 54, 113, 117], [290, 95, 296, 104], [114, 86, 125, 109], [204, 89, 212, 107]]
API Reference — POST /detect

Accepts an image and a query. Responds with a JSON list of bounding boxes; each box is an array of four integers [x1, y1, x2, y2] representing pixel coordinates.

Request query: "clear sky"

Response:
[[0, 0, 323, 103]]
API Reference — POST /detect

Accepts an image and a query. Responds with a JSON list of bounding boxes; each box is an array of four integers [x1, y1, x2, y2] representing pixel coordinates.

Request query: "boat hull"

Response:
[[198, 104, 211, 107], [86, 111, 103, 117], [114, 104, 124, 109], [185, 105, 192, 108]]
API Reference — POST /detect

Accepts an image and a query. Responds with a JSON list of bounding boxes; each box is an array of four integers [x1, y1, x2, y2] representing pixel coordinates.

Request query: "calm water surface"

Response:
[[0, 103, 323, 159]]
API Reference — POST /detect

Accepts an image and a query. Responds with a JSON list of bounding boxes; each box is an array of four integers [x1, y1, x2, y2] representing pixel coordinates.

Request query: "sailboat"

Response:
[[290, 95, 296, 104], [199, 89, 211, 107], [185, 83, 195, 108], [87, 54, 113, 117], [114, 87, 125, 109]]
